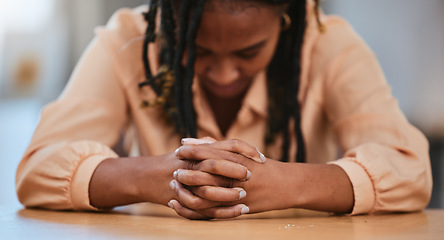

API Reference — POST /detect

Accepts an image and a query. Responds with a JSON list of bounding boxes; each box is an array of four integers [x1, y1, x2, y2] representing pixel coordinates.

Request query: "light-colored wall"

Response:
[[67, 0, 145, 72], [323, 0, 444, 137], [0, 0, 70, 102], [0, 0, 145, 207]]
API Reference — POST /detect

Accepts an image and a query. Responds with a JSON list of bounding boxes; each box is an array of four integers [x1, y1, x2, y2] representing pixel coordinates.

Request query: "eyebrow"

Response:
[[196, 39, 268, 53]]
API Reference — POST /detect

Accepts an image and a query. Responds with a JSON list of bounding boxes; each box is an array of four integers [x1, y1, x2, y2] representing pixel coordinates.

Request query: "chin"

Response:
[[200, 78, 252, 100]]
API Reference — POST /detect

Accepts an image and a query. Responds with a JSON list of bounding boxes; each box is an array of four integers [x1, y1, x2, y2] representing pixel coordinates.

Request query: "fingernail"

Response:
[[249, 148, 267, 163], [181, 138, 194, 144], [251, 157, 264, 163], [234, 188, 247, 200], [168, 200, 174, 209], [173, 169, 180, 179], [239, 190, 247, 200], [256, 148, 267, 163], [241, 205, 250, 214], [175, 147, 182, 159], [245, 170, 252, 180], [169, 180, 176, 190], [182, 138, 214, 145]]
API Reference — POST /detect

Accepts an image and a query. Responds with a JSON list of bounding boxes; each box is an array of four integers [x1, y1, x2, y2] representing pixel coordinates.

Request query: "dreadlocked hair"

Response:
[[139, 0, 324, 162]]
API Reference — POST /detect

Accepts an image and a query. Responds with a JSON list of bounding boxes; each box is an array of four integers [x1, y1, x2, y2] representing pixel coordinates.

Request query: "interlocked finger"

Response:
[[168, 200, 249, 220], [189, 186, 247, 202], [168, 200, 212, 220], [176, 145, 247, 165], [174, 169, 234, 187], [181, 159, 251, 182], [180, 138, 266, 164], [169, 180, 220, 209], [205, 139, 266, 163], [198, 204, 250, 219]]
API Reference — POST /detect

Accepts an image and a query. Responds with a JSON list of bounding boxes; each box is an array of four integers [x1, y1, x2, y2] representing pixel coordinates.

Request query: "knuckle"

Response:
[[226, 178, 234, 189], [189, 172, 200, 184], [178, 171, 189, 183], [234, 208, 242, 217], [173, 185, 180, 196], [199, 187, 210, 198], [230, 208, 238, 217], [188, 146, 198, 157], [246, 147, 257, 157], [206, 159, 219, 173], [215, 176, 229, 187], [185, 161, 197, 170], [205, 210, 217, 219], [230, 190, 240, 201], [230, 139, 241, 151], [188, 197, 201, 209]]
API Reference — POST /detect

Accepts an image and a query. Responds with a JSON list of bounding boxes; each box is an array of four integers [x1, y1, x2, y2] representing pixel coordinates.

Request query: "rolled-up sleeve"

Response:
[[320, 18, 432, 214], [15, 8, 141, 210], [17, 140, 118, 210]]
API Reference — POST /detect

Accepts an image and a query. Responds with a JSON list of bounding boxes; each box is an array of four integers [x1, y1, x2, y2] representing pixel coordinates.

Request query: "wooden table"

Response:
[[2, 203, 443, 240]]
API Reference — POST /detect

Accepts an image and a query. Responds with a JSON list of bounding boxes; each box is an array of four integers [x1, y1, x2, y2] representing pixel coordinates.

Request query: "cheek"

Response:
[[240, 46, 277, 77], [241, 32, 281, 76], [193, 57, 207, 77], [182, 51, 210, 77]]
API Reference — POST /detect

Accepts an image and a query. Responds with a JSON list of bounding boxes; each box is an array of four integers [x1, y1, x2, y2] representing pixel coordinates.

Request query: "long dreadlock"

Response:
[[139, 0, 324, 162]]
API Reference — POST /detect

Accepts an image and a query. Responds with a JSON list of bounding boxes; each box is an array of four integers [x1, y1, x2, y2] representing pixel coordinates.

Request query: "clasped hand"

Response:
[[168, 137, 285, 220]]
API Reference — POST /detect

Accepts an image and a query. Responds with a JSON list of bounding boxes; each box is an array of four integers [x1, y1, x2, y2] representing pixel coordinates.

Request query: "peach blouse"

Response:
[[16, 3, 432, 215]]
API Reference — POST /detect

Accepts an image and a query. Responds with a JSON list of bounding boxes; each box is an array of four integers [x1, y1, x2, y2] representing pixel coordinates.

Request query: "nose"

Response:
[[207, 58, 240, 85]]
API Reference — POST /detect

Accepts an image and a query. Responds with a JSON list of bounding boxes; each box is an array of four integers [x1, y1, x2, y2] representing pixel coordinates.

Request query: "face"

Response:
[[188, 3, 282, 99]]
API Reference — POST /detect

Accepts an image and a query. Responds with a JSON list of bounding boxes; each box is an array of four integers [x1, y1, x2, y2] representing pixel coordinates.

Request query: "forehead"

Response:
[[195, 3, 280, 50], [204, 0, 271, 13]]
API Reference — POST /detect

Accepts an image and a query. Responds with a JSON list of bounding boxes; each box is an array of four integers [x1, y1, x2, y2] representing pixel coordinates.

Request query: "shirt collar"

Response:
[[191, 71, 268, 138], [242, 71, 268, 118]]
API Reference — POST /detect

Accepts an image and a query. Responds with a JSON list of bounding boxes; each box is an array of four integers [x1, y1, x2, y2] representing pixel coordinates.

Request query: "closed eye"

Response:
[[236, 50, 260, 59], [196, 47, 211, 57], [195, 39, 267, 59], [233, 40, 266, 59]]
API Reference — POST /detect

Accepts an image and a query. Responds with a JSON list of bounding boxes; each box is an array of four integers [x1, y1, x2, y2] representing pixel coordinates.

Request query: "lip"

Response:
[[204, 79, 245, 98]]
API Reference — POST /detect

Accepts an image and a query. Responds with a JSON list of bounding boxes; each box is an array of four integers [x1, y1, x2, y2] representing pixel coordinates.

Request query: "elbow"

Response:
[[418, 165, 433, 209], [16, 164, 29, 206], [15, 171, 39, 208], [412, 150, 433, 210], [397, 143, 433, 211], [403, 162, 433, 211], [16, 174, 71, 210], [374, 156, 433, 213], [403, 156, 433, 211], [16, 166, 67, 210], [407, 178, 432, 211]]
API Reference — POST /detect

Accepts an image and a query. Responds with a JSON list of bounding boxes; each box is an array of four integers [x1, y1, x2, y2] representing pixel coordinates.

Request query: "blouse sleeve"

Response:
[[15, 8, 144, 210], [317, 18, 432, 214]]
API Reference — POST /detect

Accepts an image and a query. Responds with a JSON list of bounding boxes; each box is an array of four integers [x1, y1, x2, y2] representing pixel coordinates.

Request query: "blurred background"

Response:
[[0, 0, 443, 208]]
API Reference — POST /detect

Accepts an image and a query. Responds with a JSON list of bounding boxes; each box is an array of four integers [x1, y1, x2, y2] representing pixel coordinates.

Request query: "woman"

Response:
[[16, 0, 432, 220]]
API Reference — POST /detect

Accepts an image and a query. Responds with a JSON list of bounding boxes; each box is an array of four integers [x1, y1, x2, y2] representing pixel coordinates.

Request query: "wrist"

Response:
[[89, 157, 147, 208], [273, 161, 307, 210], [283, 163, 354, 213], [249, 160, 302, 212]]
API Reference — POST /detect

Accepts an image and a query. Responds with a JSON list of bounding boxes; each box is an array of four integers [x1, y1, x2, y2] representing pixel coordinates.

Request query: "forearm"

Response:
[[90, 154, 182, 209], [281, 162, 354, 213]]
